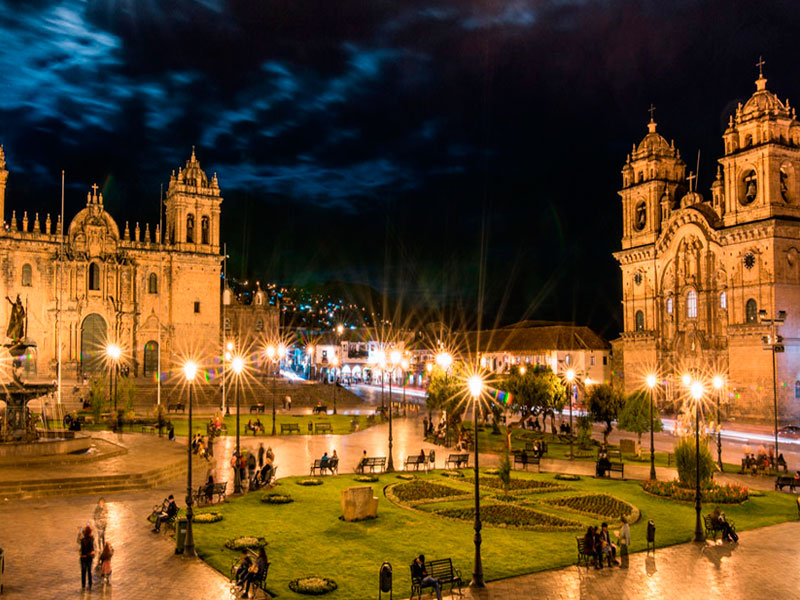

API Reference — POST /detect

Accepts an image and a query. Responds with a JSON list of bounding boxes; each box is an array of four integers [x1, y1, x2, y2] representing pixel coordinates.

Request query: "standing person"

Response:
[[258, 443, 265, 469], [423, 417, 429, 438], [93, 497, 108, 550], [617, 515, 631, 565], [99, 541, 114, 585], [286, 396, 292, 411], [247, 451, 257, 486], [410, 555, 442, 600], [77, 524, 95, 590]]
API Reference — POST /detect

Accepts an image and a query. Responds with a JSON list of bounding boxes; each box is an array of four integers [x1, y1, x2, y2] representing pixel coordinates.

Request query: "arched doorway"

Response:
[[81, 314, 107, 374], [143, 341, 159, 377]]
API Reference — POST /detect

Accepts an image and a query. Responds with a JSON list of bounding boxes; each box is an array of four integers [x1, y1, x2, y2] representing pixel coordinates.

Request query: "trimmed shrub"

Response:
[[674, 436, 715, 487], [289, 577, 338, 595]]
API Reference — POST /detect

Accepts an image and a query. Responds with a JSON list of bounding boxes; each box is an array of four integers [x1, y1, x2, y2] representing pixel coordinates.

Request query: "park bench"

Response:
[[281, 423, 301, 434], [357, 456, 386, 473], [167, 402, 184, 413], [576, 536, 593, 567], [315, 422, 333, 434], [703, 514, 736, 541], [150, 503, 178, 532], [141, 425, 156, 434], [513, 454, 540, 472], [410, 558, 462, 600], [312, 405, 328, 415], [596, 461, 624, 479], [249, 403, 265, 414], [194, 481, 228, 505], [230, 548, 271, 598], [445, 454, 469, 469], [404, 455, 427, 471], [775, 475, 799, 492], [310, 457, 339, 475]]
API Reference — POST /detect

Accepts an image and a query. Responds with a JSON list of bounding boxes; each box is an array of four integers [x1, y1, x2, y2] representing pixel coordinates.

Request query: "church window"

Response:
[[88, 263, 100, 291], [634, 272, 643, 286], [686, 290, 698, 319], [745, 298, 758, 323], [148, 273, 158, 294], [256, 319, 264, 332], [666, 297, 673, 314], [744, 252, 756, 270], [741, 170, 757, 205], [635, 310, 644, 331], [255, 293, 263, 305], [143, 341, 158, 377], [201, 216, 210, 244], [186, 214, 195, 243], [720, 291, 727, 309], [222, 288, 232, 305], [224, 317, 231, 331], [780, 167, 791, 202], [194, 301, 200, 313], [21, 264, 32, 287]]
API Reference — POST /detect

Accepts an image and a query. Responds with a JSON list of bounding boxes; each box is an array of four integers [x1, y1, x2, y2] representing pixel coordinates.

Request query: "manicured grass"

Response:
[[188, 469, 798, 599]]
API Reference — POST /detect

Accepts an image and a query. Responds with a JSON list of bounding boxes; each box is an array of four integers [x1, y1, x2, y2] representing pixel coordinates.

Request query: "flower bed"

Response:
[[390, 480, 466, 503], [296, 478, 323, 486], [288, 576, 338, 595], [468, 475, 566, 493], [441, 470, 464, 478], [354, 475, 379, 483], [396, 474, 415, 481], [484, 468, 501, 475], [224, 536, 267, 551], [436, 504, 583, 531], [261, 493, 294, 504], [554, 473, 581, 481], [185, 512, 223, 523], [544, 494, 634, 519], [642, 480, 748, 503]]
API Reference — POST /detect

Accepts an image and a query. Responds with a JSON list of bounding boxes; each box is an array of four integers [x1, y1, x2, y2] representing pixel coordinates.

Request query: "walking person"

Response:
[[93, 497, 108, 550], [99, 541, 114, 585], [77, 524, 95, 590], [258, 443, 265, 469]]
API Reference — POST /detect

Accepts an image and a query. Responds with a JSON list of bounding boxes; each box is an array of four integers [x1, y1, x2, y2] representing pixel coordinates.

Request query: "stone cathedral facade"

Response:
[[0, 147, 223, 379], [614, 69, 800, 420]]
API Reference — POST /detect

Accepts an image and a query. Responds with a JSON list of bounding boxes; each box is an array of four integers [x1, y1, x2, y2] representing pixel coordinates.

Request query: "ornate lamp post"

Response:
[[760, 309, 786, 464], [386, 350, 401, 472], [331, 354, 339, 414], [231, 355, 245, 494], [401, 357, 410, 417], [106, 343, 121, 414], [266, 344, 285, 435], [467, 374, 485, 588], [183, 360, 198, 557], [646, 374, 658, 480], [223, 341, 234, 415], [564, 368, 576, 460], [712, 375, 724, 472], [306, 345, 314, 380], [690, 380, 705, 543]]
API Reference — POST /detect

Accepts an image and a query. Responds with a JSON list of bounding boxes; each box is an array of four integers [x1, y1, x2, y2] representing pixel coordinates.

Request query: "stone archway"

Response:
[[80, 313, 107, 374]]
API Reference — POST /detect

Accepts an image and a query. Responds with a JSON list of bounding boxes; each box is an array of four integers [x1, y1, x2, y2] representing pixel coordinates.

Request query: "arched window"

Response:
[[224, 317, 231, 331], [143, 341, 158, 377], [666, 297, 673, 314], [148, 273, 158, 294], [745, 298, 758, 323], [256, 319, 264, 332], [720, 291, 727, 309], [186, 213, 195, 243], [635, 310, 644, 331], [88, 263, 100, 291], [201, 216, 210, 244], [687, 290, 698, 318], [21, 263, 32, 287], [222, 288, 232, 305]]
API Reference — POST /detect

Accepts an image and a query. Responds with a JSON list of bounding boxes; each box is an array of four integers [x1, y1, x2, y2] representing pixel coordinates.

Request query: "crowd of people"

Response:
[[581, 518, 628, 569], [742, 444, 786, 473], [77, 498, 114, 590], [231, 443, 277, 491]]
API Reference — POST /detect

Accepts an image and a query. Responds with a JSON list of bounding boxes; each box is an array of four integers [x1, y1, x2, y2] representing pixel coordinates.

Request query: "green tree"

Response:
[[576, 414, 593, 450], [674, 435, 715, 487], [89, 375, 107, 424], [118, 377, 137, 422], [617, 391, 664, 453], [585, 383, 625, 444], [498, 449, 512, 495], [425, 366, 461, 419], [503, 366, 566, 434]]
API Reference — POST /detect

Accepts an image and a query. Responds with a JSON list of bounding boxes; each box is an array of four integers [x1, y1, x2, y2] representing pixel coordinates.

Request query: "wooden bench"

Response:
[[445, 454, 469, 469], [358, 456, 386, 473], [775, 475, 799, 492], [230, 548, 271, 598], [703, 514, 736, 541], [167, 402, 184, 413], [404, 455, 427, 471], [249, 403, 266, 414], [596, 461, 624, 479], [280, 423, 301, 434], [194, 481, 228, 505], [312, 405, 328, 415], [576, 536, 593, 567], [410, 558, 462, 600], [513, 455, 540, 472], [141, 425, 156, 434], [310, 457, 339, 475], [315, 422, 333, 434]]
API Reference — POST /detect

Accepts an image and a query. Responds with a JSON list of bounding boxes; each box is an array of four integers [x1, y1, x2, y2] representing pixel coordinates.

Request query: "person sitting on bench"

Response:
[[357, 450, 368, 473], [711, 506, 738, 542], [411, 554, 442, 600], [596, 450, 611, 477], [153, 495, 178, 532], [244, 547, 268, 596], [599, 522, 619, 566], [234, 550, 253, 589], [319, 452, 330, 472]]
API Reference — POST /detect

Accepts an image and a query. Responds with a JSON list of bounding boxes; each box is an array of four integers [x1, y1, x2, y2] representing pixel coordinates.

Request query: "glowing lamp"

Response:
[[231, 356, 244, 375], [690, 381, 704, 400], [467, 374, 484, 399], [646, 374, 657, 389], [681, 373, 692, 387], [713, 375, 724, 390], [106, 344, 121, 361], [390, 350, 401, 365], [565, 368, 575, 383], [183, 360, 198, 382]]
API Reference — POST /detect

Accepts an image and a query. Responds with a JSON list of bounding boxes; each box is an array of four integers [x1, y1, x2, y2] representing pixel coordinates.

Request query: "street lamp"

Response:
[[564, 368, 576, 460], [386, 350, 401, 472], [760, 309, 786, 465], [231, 355, 245, 494], [401, 358, 409, 417], [712, 375, 724, 472], [646, 374, 658, 480], [267, 344, 285, 435], [436, 351, 453, 372], [106, 343, 121, 414], [331, 354, 339, 414], [306, 345, 314, 380], [375, 349, 386, 412], [183, 360, 198, 557], [223, 341, 234, 415], [467, 374, 485, 588], [690, 380, 705, 543]]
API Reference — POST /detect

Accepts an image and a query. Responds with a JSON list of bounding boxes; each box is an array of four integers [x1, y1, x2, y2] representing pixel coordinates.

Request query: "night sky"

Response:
[[2, 0, 800, 337]]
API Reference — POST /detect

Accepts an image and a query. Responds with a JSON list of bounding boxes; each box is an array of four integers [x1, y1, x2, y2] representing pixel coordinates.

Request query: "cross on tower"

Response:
[[686, 171, 696, 192], [648, 103, 656, 121], [91, 183, 99, 196], [756, 55, 766, 77]]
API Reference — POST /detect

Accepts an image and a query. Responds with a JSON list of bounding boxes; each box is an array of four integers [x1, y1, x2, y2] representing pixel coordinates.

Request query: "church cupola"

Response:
[[619, 107, 686, 250]]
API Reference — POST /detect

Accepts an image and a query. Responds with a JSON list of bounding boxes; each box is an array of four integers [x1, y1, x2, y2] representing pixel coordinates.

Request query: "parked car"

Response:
[[778, 425, 800, 438]]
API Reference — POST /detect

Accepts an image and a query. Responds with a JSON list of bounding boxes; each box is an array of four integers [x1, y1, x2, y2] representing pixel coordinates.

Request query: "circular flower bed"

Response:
[[354, 475, 379, 482], [436, 504, 583, 531], [543, 493, 637, 521], [555, 473, 581, 481], [642, 480, 748, 503], [261, 493, 294, 504], [188, 512, 223, 523], [441, 470, 464, 478], [224, 536, 267, 551], [390, 480, 466, 503], [396, 474, 414, 481], [288, 576, 338, 595], [296, 478, 323, 486], [484, 468, 501, 475]]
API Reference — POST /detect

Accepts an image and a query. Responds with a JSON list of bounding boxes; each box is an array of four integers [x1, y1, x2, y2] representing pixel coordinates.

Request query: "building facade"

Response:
[[0, 146, 223, 379], [614, 68, 800, 420]]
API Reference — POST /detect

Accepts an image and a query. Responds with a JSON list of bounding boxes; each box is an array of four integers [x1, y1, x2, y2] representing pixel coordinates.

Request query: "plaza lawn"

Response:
[[190, 470, 797, 599]]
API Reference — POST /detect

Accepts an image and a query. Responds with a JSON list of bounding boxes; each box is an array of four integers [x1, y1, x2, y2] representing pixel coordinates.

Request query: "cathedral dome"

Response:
[[633, 119, 675, 159], [739, 75, 790, 121], [176, 147, 209, 188]]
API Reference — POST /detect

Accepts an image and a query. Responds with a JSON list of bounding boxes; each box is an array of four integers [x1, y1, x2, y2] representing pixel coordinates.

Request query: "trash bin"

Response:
[[175, 520, 187, 554], [646, 520, 656, 553], [379, 562, 392, 598], [308, 422, 314, 433]]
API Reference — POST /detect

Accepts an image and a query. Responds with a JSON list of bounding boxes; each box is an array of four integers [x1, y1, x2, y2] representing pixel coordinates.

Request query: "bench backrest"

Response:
[[313, 459, 323, 466], [367, 457, 386, 465], [426, 558, 454, 579], [610, 462, 624, 471], [448, 454, 468, 461], [407, 455, 424, 463]]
